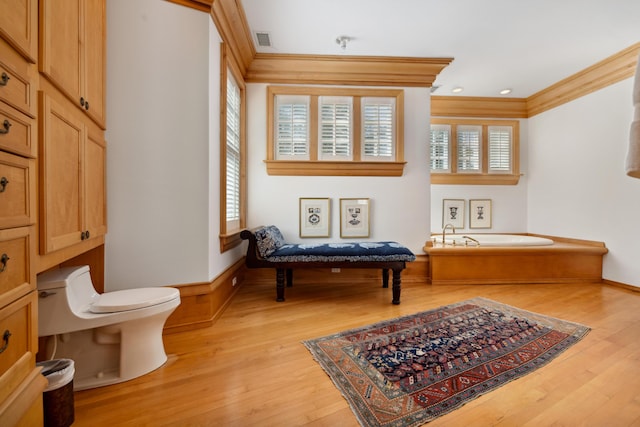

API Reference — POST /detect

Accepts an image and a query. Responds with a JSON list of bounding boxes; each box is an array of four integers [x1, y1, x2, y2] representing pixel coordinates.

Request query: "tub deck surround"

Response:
[[424, 234, 608, 285], [240, 226, 416, 304]]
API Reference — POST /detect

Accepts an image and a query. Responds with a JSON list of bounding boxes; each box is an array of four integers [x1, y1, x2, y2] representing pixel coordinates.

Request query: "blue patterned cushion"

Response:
[[266, 241, 416, 263], [255, 226, 286, 258]]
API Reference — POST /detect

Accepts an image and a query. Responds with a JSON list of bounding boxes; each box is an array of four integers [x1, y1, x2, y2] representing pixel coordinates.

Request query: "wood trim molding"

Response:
[[209, 0, 255, 75], [164, 258, 246, 333], [264, 160, 407, 177], [602, 279, 640, 293], [164, 0, 212, 12], [246, 53, 453, 87], [431, 96, 528, 118], [527, 42, 640, 117]]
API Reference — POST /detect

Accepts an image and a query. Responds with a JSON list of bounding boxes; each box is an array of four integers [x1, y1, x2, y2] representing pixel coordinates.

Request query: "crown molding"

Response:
[[431, 96, 528, 118], [527, 42, 640, 117], [246, 53, 453, 87]]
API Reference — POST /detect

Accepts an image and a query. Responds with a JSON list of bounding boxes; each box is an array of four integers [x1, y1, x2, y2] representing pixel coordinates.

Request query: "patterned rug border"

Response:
[[302, 297, 590, 427]]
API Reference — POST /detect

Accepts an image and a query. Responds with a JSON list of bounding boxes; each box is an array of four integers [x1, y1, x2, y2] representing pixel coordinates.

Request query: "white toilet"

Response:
[[37, 265, 181, 390]]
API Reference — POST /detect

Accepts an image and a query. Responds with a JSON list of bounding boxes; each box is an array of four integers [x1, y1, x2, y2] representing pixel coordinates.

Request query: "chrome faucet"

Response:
[[442, 223, 456, 243]]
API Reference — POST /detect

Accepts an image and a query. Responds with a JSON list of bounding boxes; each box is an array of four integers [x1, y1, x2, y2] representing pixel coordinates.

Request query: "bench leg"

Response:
[[276, 268, 285, 302], [382, 269, 389, 288], [392, 269, 402, 305], [286, 269, 293, 287]]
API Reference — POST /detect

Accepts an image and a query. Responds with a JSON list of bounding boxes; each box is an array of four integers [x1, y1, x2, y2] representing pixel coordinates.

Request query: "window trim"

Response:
[[430, 118, 520, 185], [219, 44, 247, 251], [267, 86, 406, 176]]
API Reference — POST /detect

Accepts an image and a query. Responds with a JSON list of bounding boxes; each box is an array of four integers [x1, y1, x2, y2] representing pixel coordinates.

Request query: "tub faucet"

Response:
[[442, 223, 456, 243]]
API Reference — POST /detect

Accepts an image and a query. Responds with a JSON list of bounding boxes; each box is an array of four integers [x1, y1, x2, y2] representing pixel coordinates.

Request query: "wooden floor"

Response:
[[72, 277, 640, 426]]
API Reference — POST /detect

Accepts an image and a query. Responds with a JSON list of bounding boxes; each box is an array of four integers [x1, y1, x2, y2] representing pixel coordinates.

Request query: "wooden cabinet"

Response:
[[0, 10, 44, 424], [39, 0, 106, 129], [0, 0, 38, 63], [39, 91, 106, 255]]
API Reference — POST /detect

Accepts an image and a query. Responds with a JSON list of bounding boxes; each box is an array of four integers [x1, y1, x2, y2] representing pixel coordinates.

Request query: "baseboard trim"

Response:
[[602, 279, 640, 293], [163, 258, 246, 334]]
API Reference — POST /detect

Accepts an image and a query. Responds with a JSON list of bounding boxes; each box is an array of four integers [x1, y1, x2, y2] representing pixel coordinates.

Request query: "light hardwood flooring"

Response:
[[72, 278, 640, 426]]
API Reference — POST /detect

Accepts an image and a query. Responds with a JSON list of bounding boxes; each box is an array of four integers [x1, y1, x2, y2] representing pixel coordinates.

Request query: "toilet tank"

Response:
[[37, 265, 100, 313]]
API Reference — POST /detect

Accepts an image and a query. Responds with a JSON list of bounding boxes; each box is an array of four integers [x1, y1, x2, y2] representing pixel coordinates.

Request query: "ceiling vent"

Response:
[[255, 32, 272, 47]]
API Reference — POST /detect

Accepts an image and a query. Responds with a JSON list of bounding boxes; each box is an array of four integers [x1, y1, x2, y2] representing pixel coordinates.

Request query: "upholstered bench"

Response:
[[240, 226, 416, 304]]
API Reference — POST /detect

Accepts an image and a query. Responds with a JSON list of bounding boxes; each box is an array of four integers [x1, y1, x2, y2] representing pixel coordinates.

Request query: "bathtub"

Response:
[[431, 233, 554, 247], [424, 234, 607, 285]]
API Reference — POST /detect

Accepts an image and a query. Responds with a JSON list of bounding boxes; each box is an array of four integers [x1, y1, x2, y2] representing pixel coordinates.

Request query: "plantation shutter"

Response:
[[362, 97, 395, 160], [226, 73, 241, 226], [488, 126, 512, 173], [319, 96, 352, 160], [275, 95, 310, 160], [430, 124, 451, 171], [457, 125, 481, 172]]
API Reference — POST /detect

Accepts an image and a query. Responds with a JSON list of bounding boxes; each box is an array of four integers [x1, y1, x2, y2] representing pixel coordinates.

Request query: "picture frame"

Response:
[[469, 199, 492, 229], [299, 198, 331, 237], [339, 198, 370, 238], [442, 199, 465, 228]]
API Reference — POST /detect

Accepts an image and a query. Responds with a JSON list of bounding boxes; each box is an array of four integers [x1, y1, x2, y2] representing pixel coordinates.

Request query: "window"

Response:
[[429, 118, 520, 185], [275, 95, 309, 160], [267, 86, 405, 176], [220, 46, 246, 251]]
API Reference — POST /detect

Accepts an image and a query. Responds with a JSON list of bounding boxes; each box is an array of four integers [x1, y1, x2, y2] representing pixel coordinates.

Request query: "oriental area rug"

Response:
[[303, 297, 590, 427]]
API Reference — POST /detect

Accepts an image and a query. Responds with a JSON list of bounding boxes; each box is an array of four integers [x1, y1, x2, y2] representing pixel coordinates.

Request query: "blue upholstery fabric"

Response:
[[255, 225, 286, 258], [265, 242, 416, 263]]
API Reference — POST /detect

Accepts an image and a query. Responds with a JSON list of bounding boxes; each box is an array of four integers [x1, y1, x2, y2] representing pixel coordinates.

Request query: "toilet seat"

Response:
[[89, 287, 180, 314]]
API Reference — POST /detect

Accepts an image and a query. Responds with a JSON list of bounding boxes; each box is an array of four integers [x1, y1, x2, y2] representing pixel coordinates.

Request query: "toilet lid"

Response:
[[89, 287, 179, 314]]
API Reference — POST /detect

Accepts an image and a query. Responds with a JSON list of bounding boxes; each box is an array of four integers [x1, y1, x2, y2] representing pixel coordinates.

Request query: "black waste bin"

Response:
[[37, 359, 75, 427]]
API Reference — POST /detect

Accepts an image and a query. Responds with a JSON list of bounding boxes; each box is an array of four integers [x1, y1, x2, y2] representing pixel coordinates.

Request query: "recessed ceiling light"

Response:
[[499, 88, 512, 95], [452, 87, 464, 94]]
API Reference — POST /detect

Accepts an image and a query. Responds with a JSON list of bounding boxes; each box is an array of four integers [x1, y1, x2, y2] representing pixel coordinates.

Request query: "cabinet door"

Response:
[[83, 0, 106, 128], [39, 93, 84, 254], [39, 0, 83, 111], [0, 0, 38, 62], [85, 129, 106, 240]]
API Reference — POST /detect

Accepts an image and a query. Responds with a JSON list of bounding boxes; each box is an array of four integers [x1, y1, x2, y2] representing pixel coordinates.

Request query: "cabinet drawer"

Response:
[[0, 227, 34, 307], [0, 292, 37, 405], [0, 101, 36, 158], [0, 37, 37, 119], [0, 152, 36, 229]]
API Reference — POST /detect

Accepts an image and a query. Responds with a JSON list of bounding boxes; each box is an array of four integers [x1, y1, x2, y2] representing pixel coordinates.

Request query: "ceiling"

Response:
[[240, 0, 640, 98]]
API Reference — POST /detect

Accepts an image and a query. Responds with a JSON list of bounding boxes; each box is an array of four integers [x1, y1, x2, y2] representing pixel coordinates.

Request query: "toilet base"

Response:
[[41, 303, 177, 390]]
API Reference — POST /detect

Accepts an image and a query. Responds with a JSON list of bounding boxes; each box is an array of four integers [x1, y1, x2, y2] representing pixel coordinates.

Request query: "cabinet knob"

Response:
[[0, 119, 11, 135], [0, 72, 9, 86], [79, 97, 90, 111], [0, 177, 8, 192], [81, 230, 91, 240], [0, 330, 11, 354], [0, 253, 8, 273]]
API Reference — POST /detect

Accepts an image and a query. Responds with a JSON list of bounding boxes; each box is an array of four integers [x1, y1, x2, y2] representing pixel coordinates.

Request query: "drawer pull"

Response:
[[0, 330, 10, 354], [0, 119, 11, 135], [0, 176, 7, 192], [0, 72, 9, 86], [0, 253, 8, 272]]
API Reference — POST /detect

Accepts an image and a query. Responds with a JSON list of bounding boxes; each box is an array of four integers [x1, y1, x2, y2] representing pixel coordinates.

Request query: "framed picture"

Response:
[[340, 198, 370, 238], [299, 198, 331, 237], [469, 199, 492, 229], [442, 199, 465, 228]]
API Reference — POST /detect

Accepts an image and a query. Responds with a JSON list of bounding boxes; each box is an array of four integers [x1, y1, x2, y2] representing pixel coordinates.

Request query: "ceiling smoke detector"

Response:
[[336, 36, 350, 50]]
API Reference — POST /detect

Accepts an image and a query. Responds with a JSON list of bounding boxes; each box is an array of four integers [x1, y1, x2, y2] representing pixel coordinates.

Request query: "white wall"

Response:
[[527, 78, 640, 287], [430, 119, 529, 233], [105, 0, 241, 291], [246, 84, 431, 254]]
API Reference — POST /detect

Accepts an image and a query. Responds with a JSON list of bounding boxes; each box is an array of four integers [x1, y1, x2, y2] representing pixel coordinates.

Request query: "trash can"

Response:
[[37, 359, 75, 427]]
